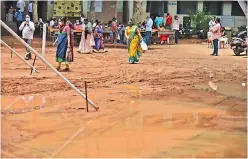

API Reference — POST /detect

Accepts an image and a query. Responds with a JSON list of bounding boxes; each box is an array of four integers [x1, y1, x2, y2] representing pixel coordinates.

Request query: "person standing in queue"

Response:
[[28, 1, 33, 21], [111, 17, 118, 44], [145, 15, 153, 46], [14, 8, 24, 36], [165, 13, 172, 30], [19, 15, 35, 60]]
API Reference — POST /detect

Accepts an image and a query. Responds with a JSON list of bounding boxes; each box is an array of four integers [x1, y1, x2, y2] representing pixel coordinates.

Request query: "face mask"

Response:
[[26, 18, 30, 22]]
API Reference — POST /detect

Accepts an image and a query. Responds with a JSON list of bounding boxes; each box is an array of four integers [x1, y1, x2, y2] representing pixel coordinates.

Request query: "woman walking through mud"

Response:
[[93, 21, 107, 53], [125, 19, 144, 64], [56, 18, 74, 71], [77, 18, 94, 54]]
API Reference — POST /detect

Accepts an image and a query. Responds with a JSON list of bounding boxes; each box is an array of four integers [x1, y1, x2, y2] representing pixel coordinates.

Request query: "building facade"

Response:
[[1, 0, 247, 30]]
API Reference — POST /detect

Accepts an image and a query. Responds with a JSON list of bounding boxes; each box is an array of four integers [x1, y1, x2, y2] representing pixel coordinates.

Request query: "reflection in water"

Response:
[[208, 81, 218, 91], [242, 82, 246, 87]]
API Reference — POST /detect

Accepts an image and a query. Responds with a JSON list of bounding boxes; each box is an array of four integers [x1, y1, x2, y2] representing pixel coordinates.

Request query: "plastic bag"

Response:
[[66, 48, 72, 63], [140, 39, 148, 50]]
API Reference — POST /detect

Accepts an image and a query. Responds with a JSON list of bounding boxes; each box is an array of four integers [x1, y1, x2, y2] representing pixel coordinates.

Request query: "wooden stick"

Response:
[[85, 81, 89, 112]]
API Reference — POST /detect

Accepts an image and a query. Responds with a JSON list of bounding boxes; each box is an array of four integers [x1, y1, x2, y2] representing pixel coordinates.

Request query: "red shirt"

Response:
[[166, 15, 172, 25]]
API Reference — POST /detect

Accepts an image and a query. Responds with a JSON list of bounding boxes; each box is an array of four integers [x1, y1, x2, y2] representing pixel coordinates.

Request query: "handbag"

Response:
[[140, 39, 148, 50]]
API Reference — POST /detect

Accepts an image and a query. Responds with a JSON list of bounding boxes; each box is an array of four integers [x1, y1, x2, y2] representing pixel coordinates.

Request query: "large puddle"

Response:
[[194, 82, 247, 99]]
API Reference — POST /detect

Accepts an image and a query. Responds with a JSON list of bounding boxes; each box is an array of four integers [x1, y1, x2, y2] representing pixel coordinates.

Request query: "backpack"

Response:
[[14, 10, 23, 21]]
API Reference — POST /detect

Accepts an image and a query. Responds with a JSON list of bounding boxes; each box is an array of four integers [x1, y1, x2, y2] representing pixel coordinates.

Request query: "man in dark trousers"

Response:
[[14, 8, 24, 36], [172, 15, 180, 44]]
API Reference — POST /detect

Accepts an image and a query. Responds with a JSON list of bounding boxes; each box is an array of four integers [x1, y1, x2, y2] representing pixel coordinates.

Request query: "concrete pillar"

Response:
[[32, 0, 38, 23], [167, 0, 177, 16], [47, 1, 54, 20], [128, 0, 133, 20], [132, 0, 146, 23], [197, 1, 203, 12], [83, 1, 88, 17], [117, 0, 123, 23], [222, 1, 232, 16]]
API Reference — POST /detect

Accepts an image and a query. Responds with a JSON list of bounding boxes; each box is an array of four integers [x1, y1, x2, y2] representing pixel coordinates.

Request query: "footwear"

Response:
[[56, 67, 61, 71], [25, 54, 31, 60], [64, 68, 70, 72], [214, 54, 218, 56]]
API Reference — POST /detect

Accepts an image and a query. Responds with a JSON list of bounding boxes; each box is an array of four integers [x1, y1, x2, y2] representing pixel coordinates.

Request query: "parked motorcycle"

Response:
[[230, 31, 247, 56], [179, 27, 193, 39], [196, 29, 207, 39]]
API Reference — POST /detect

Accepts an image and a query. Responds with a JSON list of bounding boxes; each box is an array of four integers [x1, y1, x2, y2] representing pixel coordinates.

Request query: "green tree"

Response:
[[188, 10, 212, 32]]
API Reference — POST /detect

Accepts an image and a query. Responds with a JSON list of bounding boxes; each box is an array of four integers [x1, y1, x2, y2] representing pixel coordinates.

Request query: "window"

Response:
[[231, 1, 245, 16], [146, 1, 151, 13], [177, 1, 197, 14], [164, 1, 168, 13], [203, 1, 223, 15]]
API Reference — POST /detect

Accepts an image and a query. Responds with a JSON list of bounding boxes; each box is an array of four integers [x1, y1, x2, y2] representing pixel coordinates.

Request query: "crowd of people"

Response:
[[9, 0, 207, 71]]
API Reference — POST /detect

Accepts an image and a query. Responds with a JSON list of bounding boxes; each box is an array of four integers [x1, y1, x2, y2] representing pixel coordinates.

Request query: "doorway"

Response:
[[37, 1, 48, 21], [149, 1, 168, 18]]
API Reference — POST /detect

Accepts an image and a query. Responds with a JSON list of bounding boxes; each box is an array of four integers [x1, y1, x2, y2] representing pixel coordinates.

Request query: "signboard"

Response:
[[168, 1, 177, 5], [95, 0, 102, 12], [220, 16, 235, 27]]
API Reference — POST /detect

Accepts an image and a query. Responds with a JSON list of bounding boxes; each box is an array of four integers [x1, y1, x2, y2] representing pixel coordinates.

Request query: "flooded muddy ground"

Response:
[[1, 37, 247, 158]]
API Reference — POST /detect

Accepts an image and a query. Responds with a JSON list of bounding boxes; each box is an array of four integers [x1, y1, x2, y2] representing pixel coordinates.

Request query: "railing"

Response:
[[0, 20, 99, 111]]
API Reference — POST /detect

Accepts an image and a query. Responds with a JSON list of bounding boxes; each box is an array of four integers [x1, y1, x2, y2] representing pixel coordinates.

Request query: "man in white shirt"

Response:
[[16, 0, 25, 12], [28, 1, 33, 21], [209, 16, 216, 31], [172, 15, 180, 44], [19, 15, 35, 60], [145, 16, 153, 45]]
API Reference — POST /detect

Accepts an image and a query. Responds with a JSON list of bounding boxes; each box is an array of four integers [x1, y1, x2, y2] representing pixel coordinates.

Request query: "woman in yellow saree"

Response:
[[125, 19, 144, 64]]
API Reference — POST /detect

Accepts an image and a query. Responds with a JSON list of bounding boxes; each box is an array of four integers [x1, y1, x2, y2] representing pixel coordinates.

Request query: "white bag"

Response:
[[140, 40, 148, 50], [117, 34, 120, 40]]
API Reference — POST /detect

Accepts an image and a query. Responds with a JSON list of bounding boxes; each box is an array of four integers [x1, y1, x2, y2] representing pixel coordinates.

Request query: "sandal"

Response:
[[64, 68, 70, 72]]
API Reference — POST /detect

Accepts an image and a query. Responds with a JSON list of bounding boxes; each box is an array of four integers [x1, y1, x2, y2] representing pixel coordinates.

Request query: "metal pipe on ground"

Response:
[[0, 20, 99, 111], [0, 39, 39, 74]]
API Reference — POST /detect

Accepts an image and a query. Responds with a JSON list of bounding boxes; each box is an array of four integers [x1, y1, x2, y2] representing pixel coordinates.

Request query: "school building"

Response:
[[1, 1, 247, 30], [47, 1, 247, 30]]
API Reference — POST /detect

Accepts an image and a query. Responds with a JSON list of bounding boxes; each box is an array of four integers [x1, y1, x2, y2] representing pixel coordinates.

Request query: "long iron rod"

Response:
[[30, 56, 37, 75], [0, 20, 98, 110], [0, 39, 39, 73], [85, 81, 89, 112]]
